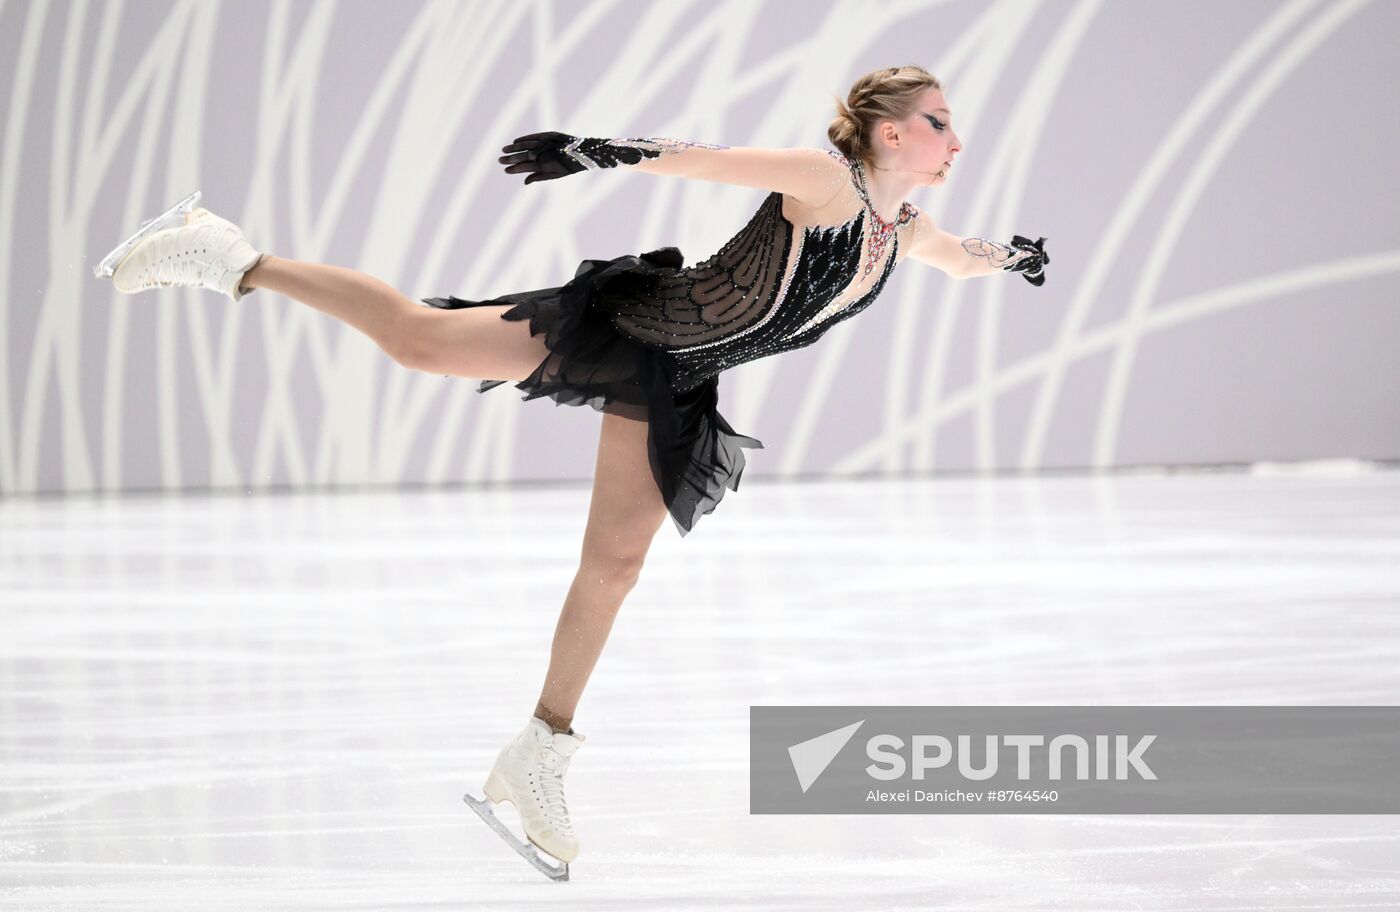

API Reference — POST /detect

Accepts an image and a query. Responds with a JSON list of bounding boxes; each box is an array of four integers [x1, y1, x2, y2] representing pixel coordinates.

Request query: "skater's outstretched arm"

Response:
[[905, 209, 1051, 286], [498, 131, 846, 207]]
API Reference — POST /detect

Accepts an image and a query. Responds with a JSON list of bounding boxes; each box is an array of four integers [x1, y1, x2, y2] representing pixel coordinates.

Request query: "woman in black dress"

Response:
[[97, 64, 1047, 876]]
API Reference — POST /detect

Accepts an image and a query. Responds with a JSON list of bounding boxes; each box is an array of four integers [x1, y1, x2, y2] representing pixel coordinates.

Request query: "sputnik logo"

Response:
[[788, 720, 865, 793]]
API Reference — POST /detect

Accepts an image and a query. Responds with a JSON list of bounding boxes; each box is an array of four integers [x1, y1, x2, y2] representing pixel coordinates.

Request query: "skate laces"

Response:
[[137, 224, 232, 290], [534, 748, 573, 831]]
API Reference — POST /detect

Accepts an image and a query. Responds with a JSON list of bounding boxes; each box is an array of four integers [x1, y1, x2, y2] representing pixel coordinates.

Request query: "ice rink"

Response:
[[3, 466, 1399, 909]]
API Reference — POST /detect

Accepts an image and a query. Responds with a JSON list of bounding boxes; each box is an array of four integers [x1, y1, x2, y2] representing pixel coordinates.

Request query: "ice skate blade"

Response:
[[463, 792, 570, 882], [93, 190, 202, 279]]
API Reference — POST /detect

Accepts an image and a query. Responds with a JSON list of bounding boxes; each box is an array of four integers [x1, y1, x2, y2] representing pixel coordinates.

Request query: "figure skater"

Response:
[[94, 65, 1048, 880]]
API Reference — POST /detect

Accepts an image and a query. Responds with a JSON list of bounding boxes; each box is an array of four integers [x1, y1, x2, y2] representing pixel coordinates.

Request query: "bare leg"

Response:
[[242, 255, 552, 380], [241, 255, 421, 365], [533, 411, 671, 733]]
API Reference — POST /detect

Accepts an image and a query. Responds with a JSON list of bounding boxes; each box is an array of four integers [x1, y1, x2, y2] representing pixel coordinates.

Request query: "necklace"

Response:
[[851, 158, 902, 278]]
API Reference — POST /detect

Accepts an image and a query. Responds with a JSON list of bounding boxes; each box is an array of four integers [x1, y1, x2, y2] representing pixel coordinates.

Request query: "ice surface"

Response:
[[2, 470, 1399, 909]]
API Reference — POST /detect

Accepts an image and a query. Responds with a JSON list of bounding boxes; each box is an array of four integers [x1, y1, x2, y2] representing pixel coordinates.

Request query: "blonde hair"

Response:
[[828, 65, 943, 168]]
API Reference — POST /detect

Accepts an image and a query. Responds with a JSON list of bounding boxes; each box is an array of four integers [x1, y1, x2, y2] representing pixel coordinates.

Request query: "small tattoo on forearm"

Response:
[[963, 237, 1028, 268]]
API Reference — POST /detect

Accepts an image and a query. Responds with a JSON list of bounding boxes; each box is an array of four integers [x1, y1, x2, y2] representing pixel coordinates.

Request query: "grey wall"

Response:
[[4, 0, 1397, 497]]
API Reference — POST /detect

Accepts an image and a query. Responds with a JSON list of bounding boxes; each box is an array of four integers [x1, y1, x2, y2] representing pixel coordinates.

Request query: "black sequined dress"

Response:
[[423, 150, 919, 536]]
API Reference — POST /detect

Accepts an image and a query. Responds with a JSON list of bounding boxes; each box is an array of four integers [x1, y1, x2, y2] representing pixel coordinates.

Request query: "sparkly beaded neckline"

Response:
[[845, 155, 916, 278]]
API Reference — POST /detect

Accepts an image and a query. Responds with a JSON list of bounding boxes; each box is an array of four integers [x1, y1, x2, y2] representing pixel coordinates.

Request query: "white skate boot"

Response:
[[95, 192, 265, 302], [464, 715, 585, 881]]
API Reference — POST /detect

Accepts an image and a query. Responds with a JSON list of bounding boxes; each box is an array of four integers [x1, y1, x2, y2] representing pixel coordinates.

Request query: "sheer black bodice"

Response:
[[595, 151, 918, 393]]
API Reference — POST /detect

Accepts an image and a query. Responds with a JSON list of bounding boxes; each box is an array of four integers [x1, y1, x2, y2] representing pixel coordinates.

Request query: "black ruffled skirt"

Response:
[[422, 247, 762, 537]]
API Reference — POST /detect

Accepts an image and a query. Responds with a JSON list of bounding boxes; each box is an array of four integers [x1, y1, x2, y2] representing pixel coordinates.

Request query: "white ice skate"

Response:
[[94, 191, 265, 302], [463, 715, 585, 882]]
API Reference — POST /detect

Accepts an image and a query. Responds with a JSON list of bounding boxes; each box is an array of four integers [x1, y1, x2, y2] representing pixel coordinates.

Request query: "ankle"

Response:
[[241, 253, 274, 290], [533, 702, 574, 734]]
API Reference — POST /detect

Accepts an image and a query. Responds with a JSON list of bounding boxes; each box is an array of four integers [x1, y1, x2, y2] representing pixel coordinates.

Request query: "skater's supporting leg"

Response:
[[533, 702, 575, 734], [534, 411, 670, 732]]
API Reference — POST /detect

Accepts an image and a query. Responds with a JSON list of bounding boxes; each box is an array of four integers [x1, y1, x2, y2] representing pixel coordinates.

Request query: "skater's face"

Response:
[[875, 88, 962, 185]]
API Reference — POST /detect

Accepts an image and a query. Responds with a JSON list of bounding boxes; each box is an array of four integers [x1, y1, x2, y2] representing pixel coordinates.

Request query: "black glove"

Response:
[[497, 133, 657, 184], [1003, 235, 1049, 286], [498, 133, 731, 185]]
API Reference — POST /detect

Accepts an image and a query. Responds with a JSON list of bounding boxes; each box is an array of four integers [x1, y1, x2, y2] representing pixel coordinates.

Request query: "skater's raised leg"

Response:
[[242, 256, 552, 381], [533, 410, 671, 733], [239, 255, 427, 365], [98, 195, 550, 381]]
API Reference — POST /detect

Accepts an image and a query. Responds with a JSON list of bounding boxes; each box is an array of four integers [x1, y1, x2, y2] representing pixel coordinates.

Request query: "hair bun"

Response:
[[828, 64, 942, 167]]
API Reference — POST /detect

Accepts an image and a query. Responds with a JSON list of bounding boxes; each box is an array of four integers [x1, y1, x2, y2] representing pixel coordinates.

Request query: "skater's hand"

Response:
[[499, 133, 667, 185], [499, 131, 588, 185], [1003, 235, 1049, 287]]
